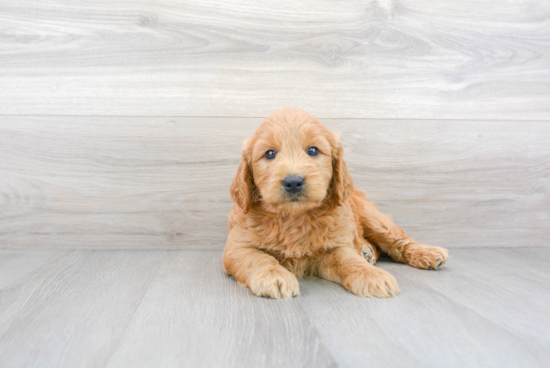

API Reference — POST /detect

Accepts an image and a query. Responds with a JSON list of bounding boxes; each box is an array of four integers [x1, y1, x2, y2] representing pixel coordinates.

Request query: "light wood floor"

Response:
[[0, 248, 548, 367]]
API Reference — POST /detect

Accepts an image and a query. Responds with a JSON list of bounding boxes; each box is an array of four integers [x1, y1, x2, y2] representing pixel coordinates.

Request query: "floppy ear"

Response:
[[230, 147, 255, 213], [328, 140, 354, 207]]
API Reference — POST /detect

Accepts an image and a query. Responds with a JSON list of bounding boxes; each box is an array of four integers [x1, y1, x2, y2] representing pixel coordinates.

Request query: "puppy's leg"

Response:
[[318, 246, 399, 297], [223, 229, 300, 299], [353, 191, 449, 270]]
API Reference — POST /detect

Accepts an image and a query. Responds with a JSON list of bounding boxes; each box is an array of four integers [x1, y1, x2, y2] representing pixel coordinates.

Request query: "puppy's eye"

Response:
[[307, 147, 319, 157], [265, 150, 277, 160]]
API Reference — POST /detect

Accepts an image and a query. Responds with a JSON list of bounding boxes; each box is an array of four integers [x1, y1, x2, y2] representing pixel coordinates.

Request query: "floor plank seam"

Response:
[[292, 300, 341, 367], [414, 275, 548, 364], [101, 250, 169, 367]]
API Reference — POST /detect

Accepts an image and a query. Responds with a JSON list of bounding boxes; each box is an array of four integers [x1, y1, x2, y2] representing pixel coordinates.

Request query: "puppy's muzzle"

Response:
[[282, 175, 305, 194]]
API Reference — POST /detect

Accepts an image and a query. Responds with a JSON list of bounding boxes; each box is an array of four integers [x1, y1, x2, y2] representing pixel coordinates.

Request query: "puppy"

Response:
[[223, 108, 448, 298]]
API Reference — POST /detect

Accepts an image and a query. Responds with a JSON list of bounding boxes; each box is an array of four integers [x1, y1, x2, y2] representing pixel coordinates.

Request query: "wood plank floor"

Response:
[[2, 116, 549, 250], [0, 248, 548, 367], [1, 0, 549, 119]]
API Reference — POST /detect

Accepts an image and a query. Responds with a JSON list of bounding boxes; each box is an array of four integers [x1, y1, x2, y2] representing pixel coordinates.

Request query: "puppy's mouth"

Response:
[[284, 192, 307, 203], [282, 190, 308, 203]]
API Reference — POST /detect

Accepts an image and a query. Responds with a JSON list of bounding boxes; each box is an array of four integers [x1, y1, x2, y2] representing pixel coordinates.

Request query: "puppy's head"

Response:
[[231, 108, 353, 214]]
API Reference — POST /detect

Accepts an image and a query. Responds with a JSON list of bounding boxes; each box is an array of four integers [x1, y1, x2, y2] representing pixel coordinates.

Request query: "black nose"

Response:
[[282, 175, 305, 194]]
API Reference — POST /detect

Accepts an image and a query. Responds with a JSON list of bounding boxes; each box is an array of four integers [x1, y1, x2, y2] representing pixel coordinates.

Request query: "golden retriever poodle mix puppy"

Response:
[[223, 108, 448, 298]]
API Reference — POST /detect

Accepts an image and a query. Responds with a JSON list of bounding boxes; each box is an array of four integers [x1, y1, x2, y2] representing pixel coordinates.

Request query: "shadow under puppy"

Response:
[[223, 108, 448, 298]]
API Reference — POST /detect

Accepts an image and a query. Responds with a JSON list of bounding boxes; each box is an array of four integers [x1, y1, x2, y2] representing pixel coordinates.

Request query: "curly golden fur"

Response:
[[223, 108, 449, 298]]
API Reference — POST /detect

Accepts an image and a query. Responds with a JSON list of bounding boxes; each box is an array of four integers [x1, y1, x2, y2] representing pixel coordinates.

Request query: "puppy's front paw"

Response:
[[344, 266, 399, 298], [249, 267, 300, 299], [406, 245, 449, 270]]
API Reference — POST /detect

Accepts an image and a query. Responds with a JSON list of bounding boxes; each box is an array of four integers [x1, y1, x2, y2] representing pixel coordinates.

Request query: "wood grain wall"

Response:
[[1, 116, 548, 249], [1, 0, 550, 119], [0, 0, 549, 249]]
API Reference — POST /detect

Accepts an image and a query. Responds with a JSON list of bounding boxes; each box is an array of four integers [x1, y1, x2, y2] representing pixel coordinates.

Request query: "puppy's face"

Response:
[[250, 116, 334, 213], [231, 108, 353, 214]]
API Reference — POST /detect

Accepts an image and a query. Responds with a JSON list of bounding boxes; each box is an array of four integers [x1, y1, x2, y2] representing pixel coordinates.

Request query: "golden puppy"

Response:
[[223, 108, 448, 298]]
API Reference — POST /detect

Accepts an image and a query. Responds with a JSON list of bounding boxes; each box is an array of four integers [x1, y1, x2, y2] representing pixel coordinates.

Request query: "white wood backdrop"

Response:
[[1, 116, 548, 249], [0, 0, 549, 249], [0, 0, 549, 119]]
